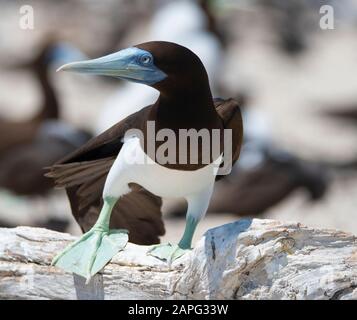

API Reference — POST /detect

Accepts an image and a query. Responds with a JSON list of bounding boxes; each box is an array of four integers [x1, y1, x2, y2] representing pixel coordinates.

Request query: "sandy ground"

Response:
[[0, 1, 357, 244]]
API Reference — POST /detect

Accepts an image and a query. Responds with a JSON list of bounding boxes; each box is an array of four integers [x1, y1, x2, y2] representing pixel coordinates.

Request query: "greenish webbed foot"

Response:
[[147, 243, 190, 264], [52, 228, 128, 283], [148, 214, 198, 263]]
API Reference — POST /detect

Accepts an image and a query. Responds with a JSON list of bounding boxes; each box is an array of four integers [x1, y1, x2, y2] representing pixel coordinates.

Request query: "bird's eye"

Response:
[[140, 54, 152, 65]]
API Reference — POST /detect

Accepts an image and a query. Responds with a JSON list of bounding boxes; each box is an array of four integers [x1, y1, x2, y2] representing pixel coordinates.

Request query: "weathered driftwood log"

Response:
[[0, 219, 356, 300]]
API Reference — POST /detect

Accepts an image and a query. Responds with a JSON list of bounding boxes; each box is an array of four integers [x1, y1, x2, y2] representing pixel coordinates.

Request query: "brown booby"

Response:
[[47, 41, 243, 281], [0, 39, 91, 197], [0, 41, 59, 155]]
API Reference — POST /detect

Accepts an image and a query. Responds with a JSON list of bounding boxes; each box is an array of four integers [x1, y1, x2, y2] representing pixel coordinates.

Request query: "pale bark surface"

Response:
[[1, 219, 357, 300]]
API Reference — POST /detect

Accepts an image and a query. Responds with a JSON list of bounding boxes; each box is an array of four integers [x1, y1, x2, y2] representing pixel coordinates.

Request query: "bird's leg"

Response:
[[177, 215, 199, 249], [52, 196, 128, 283], [148, 188, 212, 263]]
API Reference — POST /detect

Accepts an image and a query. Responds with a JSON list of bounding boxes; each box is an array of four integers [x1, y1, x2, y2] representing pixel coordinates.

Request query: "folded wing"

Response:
[[46, 106, 165, 244], [214, 98, 243, 179]]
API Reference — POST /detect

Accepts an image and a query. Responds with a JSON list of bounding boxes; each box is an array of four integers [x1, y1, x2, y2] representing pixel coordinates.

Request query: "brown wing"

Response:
[[57, 105, 151, 164], [214, 98, 244, 180], [46, 105, 165, 244]]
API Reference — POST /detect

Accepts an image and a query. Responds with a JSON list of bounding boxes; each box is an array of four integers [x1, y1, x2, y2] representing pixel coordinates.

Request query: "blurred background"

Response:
[[1, 0, 357, 243]]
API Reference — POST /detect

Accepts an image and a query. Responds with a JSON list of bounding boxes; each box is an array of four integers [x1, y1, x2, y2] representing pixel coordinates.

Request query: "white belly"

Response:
[[103, 137, 222, 199]]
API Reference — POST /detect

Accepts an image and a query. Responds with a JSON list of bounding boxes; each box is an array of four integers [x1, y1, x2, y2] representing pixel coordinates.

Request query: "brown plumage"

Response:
[[46, 41, 243, 245], [0, 39, 92, 196], [0, 130, 91, 196], [0, 40, 59, 155], [198, 0, 228, 48], [47, 98, 242, 244]]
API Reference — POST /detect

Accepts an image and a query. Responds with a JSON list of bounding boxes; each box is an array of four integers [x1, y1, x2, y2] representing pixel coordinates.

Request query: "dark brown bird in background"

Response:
[[317, 100, 357, 171], [208, 148, 328, 216], [197, 0, 228, 48], [0, 41, 59, 155], [259, 0, 309, 57], [0, 39, 92, 197], [322, 103, 357, 125]]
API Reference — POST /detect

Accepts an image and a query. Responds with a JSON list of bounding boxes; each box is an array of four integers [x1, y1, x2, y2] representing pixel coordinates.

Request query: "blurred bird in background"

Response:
[[0, 38, 92, 231], [322, 102, 357, 126]]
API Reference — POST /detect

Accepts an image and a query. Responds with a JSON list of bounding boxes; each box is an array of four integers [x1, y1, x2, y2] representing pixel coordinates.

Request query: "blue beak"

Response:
[[57, 47, 167, 85]]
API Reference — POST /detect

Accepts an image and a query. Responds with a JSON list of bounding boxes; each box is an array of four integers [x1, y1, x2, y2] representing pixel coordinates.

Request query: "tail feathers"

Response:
[[45, 157, 115, 188]]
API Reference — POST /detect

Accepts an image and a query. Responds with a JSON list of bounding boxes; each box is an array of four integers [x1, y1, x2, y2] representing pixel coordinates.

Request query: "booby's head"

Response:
[[57, 41, 209, 94]]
